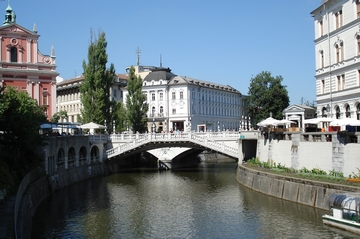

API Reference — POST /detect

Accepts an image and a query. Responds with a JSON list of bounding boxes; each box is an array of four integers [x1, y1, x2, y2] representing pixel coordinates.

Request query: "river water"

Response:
[[31, 163, 358, 239]]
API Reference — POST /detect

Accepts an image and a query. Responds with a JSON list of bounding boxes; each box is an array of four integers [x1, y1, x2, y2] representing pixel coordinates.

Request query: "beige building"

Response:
[[56, 74, 128, 123], [311, 0, 360, 120]]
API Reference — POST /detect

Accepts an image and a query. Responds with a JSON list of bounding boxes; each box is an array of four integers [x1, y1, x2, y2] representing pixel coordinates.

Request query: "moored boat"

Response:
[[322, 193, 360, 234]]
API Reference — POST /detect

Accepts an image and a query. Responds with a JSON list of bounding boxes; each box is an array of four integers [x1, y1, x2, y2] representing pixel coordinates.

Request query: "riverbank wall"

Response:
[[236, 164, 360, 210], [15, 158, 133, 239]]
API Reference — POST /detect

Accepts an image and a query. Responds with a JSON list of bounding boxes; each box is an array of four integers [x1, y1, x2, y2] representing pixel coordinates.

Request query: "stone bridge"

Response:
[[106, 132, 257, 161]]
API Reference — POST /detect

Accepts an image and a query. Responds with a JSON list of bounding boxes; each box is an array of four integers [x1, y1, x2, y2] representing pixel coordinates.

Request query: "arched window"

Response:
[[345, 105, 351, 118], [335, 106, 340, 119], [357, 104, 360, 120], [10, 47, 17, 62], [152, 106, 155, 116], [159, 106, 163, 114]]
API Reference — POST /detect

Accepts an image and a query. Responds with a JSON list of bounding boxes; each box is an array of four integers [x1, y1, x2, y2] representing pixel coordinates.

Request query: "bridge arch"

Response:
[[90, 146, 100, 163], [68, 147, 76, 168], [79, 146, 87, 165], [57, 148, 65, 170]]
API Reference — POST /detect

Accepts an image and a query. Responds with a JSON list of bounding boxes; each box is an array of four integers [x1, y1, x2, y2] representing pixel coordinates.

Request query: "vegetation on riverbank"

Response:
[[245, 158, 360, 187]]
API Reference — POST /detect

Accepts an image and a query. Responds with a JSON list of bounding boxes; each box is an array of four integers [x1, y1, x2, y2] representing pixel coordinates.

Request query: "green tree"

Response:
[[0, 86, 47, 192], [80, 30, 116, 133], [247, 71, 290, 126], [113, 101, 127, 133], [50, 110, 68, 123], [125, 66, 148, 133]]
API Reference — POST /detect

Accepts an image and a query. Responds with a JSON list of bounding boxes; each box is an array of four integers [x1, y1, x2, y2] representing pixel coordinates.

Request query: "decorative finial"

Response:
[[51, 45, 55, 58], [33, 23, 37, 33], [160, 54, 162, 68], [136, 47, 141, 66]]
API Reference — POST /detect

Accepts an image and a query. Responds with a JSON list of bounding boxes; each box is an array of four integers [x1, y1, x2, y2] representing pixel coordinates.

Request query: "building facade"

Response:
[[124, 66, 248, 133], [0, 2, 58, 119], [56, 74, 128, 123], [311, 0, 360, 120]]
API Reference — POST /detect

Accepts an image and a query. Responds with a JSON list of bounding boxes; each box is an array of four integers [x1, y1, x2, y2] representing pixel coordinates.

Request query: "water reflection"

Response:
[[32, 163, 358, 239]]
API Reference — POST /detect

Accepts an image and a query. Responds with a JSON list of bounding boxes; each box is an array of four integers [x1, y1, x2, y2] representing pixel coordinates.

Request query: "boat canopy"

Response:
[[328, 193, 360, 211]]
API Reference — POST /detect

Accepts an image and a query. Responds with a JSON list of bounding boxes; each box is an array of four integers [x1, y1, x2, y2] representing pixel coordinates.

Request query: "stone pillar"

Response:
[[332, 133, 344, 173], [27, 39, 31, 62], [238, 139, 243, 165], [291, 133, 300, 170]]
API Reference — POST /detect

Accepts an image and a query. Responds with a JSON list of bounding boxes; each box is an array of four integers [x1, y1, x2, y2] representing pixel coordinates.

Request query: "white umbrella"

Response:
[[257, 117, 279, 127], [329, 118, 360, 126], [303, 117, 335, 124], [80, 122, 107, 129], [273, 119, 295, 126]]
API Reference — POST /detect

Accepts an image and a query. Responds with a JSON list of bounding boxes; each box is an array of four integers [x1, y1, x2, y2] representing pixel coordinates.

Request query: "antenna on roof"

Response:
[[136, 47, 141, 66], [160, 54, 162, 68]]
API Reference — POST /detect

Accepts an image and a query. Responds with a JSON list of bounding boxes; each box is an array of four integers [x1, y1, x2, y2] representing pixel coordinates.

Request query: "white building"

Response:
[[311, 0, 360, 120], [124, 66, 248, 133]]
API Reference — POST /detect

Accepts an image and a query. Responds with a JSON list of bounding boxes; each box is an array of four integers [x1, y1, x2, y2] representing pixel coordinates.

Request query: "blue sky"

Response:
[[7, 0, 321, 105]]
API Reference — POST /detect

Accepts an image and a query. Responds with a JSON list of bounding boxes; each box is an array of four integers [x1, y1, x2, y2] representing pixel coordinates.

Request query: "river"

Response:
[[31, 162, 358, 238]]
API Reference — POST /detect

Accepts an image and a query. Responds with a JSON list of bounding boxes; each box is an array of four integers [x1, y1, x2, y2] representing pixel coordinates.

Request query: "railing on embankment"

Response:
[[236, 164, 360, 211]]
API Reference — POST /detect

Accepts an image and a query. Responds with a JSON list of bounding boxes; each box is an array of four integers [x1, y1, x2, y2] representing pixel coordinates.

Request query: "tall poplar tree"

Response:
[[126, 66, 148, 133], [247, 71, 289, 126], [80, 30, 116, 132]]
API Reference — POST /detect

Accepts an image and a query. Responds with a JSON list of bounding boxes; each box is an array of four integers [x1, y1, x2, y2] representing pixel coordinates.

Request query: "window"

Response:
[[321, 51, 324, 68], [113, 90, 117, 97], [345, 105, 350, 118], [10, 47, 17, 62], [319, 20, 323, 37], [42, 94, 48, 105], [321, 79, 325, 94], [335, 42, 344, 63], [21, 86, 26, 92], [160, 106, 163, 113], [180, 91, 183, 99], [335, 10, 342, 29], [152, 93, 155, 101], [335, 106, 340, 119], [172, 91, 176, 100], [357, 36, 360, 55], [337, 74, 345, 90], [159, 92, 163, 101], [172, 108, 176, 114], [357, 1, 360, 18], [152, 106, 155, 115]]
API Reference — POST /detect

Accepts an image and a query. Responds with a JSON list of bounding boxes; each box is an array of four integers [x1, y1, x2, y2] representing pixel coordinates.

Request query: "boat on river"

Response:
[[322, 193, 360, 234]]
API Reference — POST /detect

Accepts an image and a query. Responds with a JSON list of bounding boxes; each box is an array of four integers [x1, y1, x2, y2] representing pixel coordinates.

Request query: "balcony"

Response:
[[148, 113, 168, 119]]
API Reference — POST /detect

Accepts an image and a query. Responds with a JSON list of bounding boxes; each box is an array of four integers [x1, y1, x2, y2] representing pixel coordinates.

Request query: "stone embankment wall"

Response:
[[236, 164, 360, 210], [256, 133, 360, 177], [17, 160, 127, 239]]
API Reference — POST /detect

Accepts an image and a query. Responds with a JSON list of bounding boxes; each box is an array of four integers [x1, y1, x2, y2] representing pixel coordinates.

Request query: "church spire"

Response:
[[3, 0, 16, 26]]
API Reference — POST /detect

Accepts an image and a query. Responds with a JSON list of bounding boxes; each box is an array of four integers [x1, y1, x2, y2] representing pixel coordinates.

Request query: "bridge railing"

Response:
[[109, 131, 244, 142]]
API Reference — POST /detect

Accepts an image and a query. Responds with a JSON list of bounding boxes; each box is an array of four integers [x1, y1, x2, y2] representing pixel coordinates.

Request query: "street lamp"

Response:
[[189, 117, 192, 132], [152, 118, 155, 133]]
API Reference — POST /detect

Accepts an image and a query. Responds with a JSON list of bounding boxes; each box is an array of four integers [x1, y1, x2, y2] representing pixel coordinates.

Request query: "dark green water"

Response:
[[31, 163, 358, 238]]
